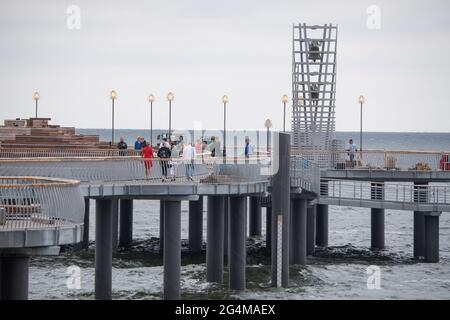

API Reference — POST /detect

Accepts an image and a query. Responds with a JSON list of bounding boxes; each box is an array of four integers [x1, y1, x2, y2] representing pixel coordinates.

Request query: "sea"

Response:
[[28, 130, 450, 300]]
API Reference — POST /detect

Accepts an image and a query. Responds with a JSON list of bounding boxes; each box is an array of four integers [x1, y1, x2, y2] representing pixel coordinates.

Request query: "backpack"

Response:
[[158, 146, 171, 159]]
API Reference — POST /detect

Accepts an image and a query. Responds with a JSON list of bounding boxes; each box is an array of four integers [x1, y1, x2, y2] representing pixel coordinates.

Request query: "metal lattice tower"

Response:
[[291, 23, 338, 152]]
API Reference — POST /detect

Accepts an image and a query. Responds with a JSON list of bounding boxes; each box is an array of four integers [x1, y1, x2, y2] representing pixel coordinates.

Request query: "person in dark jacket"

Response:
[[157, 142, 171, 182], [117, 137, 128, 156]]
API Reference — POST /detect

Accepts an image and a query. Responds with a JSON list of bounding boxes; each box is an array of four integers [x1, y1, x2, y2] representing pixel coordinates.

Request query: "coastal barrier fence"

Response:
[[0, 177, 84, 231]]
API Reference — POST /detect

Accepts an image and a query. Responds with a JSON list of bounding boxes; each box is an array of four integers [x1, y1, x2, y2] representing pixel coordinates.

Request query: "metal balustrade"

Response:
[[292, 149, 450, 171], [319, 179, 450, 210], [0, 176, 84, 231]]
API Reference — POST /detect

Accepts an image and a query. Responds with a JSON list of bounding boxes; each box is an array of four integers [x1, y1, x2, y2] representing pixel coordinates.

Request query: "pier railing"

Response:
[[292, 149, 450, 171], [0, 177, 84, 231], [290, 155, 321, 193], [320, 179, 450, 207]]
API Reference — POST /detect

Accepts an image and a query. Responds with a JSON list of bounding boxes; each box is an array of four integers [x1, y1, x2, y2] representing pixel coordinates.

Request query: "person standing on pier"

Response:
[[117, 137, 128, 156], [347, 138, 358, 167], [183, 141, 196, 181], [157, 139, 171, 182], [209, 136, 216, 157], [244, 136, 253, 161], [141, 141, 154, 177]]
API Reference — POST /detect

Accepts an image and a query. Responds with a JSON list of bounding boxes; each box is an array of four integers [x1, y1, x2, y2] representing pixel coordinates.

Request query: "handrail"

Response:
[[0, 176, 84, 231], [320, 179, 450, 206]]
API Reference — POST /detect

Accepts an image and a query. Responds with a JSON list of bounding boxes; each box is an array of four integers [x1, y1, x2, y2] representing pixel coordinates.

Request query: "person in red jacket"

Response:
[[141, 141, 154, 177]]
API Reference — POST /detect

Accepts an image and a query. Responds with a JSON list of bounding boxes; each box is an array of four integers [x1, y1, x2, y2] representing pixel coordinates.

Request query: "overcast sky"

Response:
[[1, 0, 449, 132]]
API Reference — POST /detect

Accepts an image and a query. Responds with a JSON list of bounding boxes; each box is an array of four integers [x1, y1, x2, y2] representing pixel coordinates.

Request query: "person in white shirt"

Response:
[[183, 142, 196, 181], [244, 137, 253, 158], [347, 138, 358, 167]]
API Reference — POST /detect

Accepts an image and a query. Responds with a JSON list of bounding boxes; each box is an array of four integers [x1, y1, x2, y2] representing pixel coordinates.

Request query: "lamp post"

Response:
[[282, 94, 289, 132], [148, 94, 155, 146], [264, 119, 273, 154], [33, 91, 40, 118], [222, 95, 228, 158], [166, 92, 174, 142], [110, 90, 117, 148], [358, 95, 365, 159]]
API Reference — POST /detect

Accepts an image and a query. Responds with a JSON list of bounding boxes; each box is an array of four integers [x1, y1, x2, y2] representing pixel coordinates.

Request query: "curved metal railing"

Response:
[[0, 176, 84, 231]]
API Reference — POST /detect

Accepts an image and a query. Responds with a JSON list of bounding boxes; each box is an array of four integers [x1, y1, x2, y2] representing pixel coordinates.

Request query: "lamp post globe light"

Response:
[[222, 95, 229, 158], [33, 91, 40, 118], [148, 94, 155, 146], [358, 95, 365, 158], [282, 94, 289, 132], [264, 118, 273, 154], [166, 92, 174, 141], [110, 90, 117, 148]]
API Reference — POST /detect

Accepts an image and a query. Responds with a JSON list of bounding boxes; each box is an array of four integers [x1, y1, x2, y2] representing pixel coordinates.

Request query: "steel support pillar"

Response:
[[266, 207, 272, 250], [188, 197, 203, 253], [206, 196, 225, 283], [413, 182, 428, 258], [291, 199, 307, 265], [95, 199, 113, 300], [160, 200, 165, 251], [229, 196, 246, 290], [119, 199, 133, 248], [271, 132, 290, 288], [249, 197, 262, 236], [111, 198, 119, 252], [424, 212, 440, 263], [163, 200, 181, 300], [306, 205, 316, 255], [0, 256, 29, 300], [224, 197, 229, 258], [370, 183, 385, 250], [82, 197, 90, 249]]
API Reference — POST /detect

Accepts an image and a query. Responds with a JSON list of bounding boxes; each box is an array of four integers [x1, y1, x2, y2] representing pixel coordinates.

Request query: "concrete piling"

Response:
[[229, 196, 246, 290], [0, 255, 29, 300], [188, 197, 203, 253], [291, 199, 307, 265], [163, 200, 181, 300], [424, 212, 440, 263], [306, 205, 316, 255], [207, 196, 225, 283], [119, 199, 133, 248], [95, 199, 113, 300], [249, 197, 262, 237], [271, 132, 290, 288]]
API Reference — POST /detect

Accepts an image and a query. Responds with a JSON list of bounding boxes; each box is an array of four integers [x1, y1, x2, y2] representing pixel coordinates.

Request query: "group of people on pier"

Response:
[[115, 135, 255, 182]]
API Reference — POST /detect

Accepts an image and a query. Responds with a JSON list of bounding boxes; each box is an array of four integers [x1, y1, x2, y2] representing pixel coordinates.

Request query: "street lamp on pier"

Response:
[[358, 95, 366, 158], [264, 119, 273, 154], [282, 94, 289, 132], [166, 92, 174, 142], [110, 90, 117, 148], [222, 95, 228, 158], [148, 94, 155, 146], [33, 91, 40, 118]]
